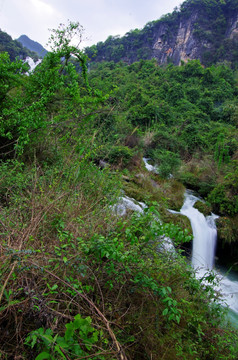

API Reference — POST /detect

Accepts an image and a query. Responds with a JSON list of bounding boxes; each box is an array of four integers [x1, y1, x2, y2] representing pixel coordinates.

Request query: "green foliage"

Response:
[[151, 149, 181, 178], [0, 52, 27, 102], [206, 159, 238, 215], [0, 22, 108, 156], [25, 314, 107, 360], [106, 145, 134, 167]]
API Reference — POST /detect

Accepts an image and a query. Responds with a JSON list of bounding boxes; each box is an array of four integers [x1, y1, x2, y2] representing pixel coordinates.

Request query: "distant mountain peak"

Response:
[[17, 35, 48, 58]]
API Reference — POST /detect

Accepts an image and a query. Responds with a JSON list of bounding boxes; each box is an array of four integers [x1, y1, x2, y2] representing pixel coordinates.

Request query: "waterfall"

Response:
[[180, 191, 218, 269], [143, 158, 238, 318], [143, 157, 159, 173], [180, 191, 238, 317], [25, 57, 42, 74]]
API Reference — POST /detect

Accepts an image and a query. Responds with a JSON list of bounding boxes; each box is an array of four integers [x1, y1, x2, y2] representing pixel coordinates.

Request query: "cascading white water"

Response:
[[25, 57, 42, 73], [143, 157, 159, 173], [180, 191, 218, 269], [143, 158, 238, 319], [180, 191, 238, 317]]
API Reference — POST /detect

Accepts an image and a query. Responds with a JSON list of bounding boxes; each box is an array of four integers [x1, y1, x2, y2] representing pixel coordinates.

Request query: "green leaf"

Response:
[[162, 308, 169, 316], [35, 352, 51, 360], [65, 322, 74, 341], [55, 344, 67, 359]]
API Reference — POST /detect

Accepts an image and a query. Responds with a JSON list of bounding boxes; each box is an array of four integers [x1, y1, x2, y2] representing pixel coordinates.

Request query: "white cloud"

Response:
[[30, 0, 55, 14]]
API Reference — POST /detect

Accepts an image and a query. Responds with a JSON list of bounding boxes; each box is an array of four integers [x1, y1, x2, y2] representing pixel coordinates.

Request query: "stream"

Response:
[[178, 191, 238, 327], [143, 158, 238, 326]]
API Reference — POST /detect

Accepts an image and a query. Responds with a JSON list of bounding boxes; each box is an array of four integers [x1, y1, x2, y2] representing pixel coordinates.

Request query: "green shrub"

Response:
[[107, 145, 134, 166], [208, 183, 238, 216], [151, 149, 181, 178]]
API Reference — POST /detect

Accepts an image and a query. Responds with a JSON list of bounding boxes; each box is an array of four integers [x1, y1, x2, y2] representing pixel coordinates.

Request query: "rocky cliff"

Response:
[[86, 0, 238, 67], [151, 5, 238, 65], [152, 11, 201, 65]]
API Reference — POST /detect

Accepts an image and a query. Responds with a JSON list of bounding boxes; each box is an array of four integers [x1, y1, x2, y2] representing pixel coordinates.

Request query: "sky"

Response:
[[0, 0, 183, 49]]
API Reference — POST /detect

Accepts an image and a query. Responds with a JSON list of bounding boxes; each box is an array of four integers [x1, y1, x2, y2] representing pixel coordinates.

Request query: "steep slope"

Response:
[[17, 35, 48, 58], [0, 30, 38, 61], [85, 0, 238, 67]]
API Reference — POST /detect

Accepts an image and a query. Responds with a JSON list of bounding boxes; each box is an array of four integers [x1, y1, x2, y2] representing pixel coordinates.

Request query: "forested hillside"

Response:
[[0, 29, 38, 61], [0, 19, 238, 360], [87, 59, 238, 266], [86, 0, 238, 67]]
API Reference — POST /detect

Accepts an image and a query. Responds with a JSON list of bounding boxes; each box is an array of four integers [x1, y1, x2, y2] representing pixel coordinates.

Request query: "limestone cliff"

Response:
[[152, 11, 202, 65], [151, 7, 238, 65], [86, 0, 238, 67]]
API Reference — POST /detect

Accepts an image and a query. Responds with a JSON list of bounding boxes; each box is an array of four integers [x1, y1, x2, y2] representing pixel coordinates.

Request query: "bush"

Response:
[[107, 145, 134, 167], [151, 149, 181, 178]]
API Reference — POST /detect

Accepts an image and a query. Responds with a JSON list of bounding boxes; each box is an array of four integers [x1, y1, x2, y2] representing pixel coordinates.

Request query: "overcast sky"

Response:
[[0, 0, 183, 49]]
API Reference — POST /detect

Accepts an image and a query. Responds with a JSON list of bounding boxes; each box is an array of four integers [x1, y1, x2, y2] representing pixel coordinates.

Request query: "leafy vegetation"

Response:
[[0, 19, 238, 360]]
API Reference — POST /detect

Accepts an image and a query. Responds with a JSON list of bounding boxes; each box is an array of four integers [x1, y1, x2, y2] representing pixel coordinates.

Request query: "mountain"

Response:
[[85, 0, 238, 68], [17, 35, 48, 58], [0, 29, 38, 61]]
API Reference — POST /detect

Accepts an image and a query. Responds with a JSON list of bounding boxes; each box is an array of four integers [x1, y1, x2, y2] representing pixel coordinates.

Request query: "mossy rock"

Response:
[[164, 179, 185, 211], [123, 174, 166, 205], [123, 171, 186, 214], [216, 215, 238, 245], [194, 200, 212, 216], [161, 210, 193, 236], [216, 215, 238, 271]]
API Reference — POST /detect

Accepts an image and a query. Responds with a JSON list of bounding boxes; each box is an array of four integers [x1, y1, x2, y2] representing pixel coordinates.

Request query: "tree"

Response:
[[0, 22, 107, 156], [48, 21, 90, 90]]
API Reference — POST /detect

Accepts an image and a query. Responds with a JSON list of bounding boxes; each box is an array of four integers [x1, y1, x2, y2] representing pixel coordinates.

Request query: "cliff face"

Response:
[[152, 12, 201, 65], [151, 9, 238, 65], [86, 0, 238, 68], [226, 12, 238, 39]]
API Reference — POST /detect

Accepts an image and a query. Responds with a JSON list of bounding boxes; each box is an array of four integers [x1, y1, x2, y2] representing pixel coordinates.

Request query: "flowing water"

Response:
[[180, 191, 218, 269], [142, 158, 238, 324], [180, 191, 238, 325]]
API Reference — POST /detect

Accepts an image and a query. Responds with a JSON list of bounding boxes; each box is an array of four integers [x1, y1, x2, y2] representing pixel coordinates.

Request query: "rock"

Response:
[[194, 200, 212, 217], [99, 160, 109, 169]]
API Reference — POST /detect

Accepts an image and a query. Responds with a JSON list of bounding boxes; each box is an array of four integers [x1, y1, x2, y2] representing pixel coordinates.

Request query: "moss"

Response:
[[216, 215, 238, 271], [164, 179, 185, 211], [161, 210, 193, 236], [177, 155, 217, 197], [194, 200, 212, 216], [217, 215, 238, 245], [123, 173, 166, 205], [123, 170, 186, 214]]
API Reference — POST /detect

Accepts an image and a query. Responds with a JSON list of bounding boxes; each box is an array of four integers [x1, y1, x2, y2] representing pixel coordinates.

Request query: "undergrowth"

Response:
[[0, 155, 237, 359]]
